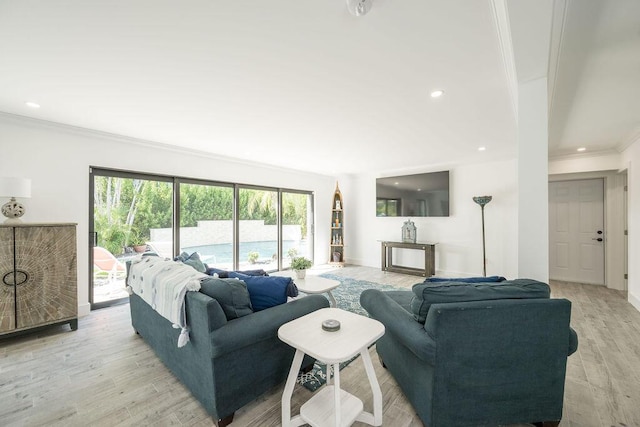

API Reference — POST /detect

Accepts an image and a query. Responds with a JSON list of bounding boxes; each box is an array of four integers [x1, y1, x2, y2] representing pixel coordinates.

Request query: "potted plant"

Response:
[[291, 256, 312, 279], [248, 251, 260, 264], [128, 228, 148, 253]]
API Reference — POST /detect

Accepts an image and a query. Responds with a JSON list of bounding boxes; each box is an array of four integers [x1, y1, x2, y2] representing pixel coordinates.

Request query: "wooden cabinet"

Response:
[[1, 223, 77, 337], [329, 183, 345, 266]]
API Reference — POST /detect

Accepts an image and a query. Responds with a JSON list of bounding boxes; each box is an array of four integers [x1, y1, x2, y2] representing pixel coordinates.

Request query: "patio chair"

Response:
[[93, 246, 126, 282]]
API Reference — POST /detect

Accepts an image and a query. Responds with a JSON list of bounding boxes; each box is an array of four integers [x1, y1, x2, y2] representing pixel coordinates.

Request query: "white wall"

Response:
[[517, 78, 549, 282], [622, 139, 640, 311], [342, 159, 519, 280], [0, 113, 336, 316]]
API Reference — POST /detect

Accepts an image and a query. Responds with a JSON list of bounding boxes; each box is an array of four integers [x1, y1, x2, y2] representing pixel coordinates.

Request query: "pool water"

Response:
[[183, 240, 309, 265]]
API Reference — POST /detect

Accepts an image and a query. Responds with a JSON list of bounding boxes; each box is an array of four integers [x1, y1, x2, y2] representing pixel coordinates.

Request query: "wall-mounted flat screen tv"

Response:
[[376, 171, 450, 217]]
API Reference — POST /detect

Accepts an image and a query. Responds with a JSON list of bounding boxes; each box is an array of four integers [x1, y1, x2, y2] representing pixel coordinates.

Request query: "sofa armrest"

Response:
[[186, 291, 228, 334], [210, 294, 329, 357], [360, 289, 436, 364]]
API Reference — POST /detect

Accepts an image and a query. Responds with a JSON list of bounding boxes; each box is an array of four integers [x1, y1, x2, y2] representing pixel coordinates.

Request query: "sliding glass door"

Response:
[[282, 191, 313, 269], [90, 169, 173, 308], [238, 187, 278, 271], [179, 181, 234, 270], [90, 168, 314, 308]]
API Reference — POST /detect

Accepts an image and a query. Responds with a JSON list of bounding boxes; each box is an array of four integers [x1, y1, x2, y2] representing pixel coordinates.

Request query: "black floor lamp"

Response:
[[473, 196, 492, 277]]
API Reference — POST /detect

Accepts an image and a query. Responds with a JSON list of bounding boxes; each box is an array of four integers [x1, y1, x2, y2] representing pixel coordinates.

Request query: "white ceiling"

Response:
[[0, 1, 638, 176], [548, 0, 640, 156]]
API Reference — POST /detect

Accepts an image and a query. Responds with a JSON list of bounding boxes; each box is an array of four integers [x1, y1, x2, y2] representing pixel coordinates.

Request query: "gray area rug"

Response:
[[296, 274, 405, 391]]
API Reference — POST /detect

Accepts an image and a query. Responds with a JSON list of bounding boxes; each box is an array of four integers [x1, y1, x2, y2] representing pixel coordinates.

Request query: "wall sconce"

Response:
[[0, 177, 32, 223]]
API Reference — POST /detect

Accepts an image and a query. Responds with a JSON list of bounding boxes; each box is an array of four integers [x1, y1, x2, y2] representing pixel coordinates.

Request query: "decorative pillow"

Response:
[[199, 277, 253, 320], [227, 271, 298, 298], [425, 276, 506, 283], [175, 251, 206, 273], [410, 279, 551, 323], [241, 275, 292, 311]]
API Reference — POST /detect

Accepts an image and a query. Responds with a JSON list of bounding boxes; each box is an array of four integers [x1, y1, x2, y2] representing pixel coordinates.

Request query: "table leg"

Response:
[[333, 362, 341, 427], [326, 290, 337, 308], [356, 348, 383, 426], [281, 349, 304, 427]]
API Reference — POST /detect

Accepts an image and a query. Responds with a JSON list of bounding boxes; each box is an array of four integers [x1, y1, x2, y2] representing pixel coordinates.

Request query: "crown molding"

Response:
[[0, 111, 335, 179], [548, 148, 620, 162], [548, 0, 569, 118], [617, 127, 640, 153], [490, 0, 519, 118]]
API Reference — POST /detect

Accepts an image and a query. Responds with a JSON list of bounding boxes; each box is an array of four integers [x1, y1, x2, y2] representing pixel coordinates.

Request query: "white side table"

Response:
[[273, 270, 341, 307], [278, 308, 385, 427]]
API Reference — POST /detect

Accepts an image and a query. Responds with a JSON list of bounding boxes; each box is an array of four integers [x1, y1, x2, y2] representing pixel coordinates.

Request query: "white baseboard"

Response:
[[629, 292, 640, 313], [78, 302, 91, 317], [345, 257, 366, 267]]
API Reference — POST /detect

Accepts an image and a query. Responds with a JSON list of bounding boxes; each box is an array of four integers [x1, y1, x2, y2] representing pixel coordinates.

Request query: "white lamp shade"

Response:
[[0, 177, 32, 198]]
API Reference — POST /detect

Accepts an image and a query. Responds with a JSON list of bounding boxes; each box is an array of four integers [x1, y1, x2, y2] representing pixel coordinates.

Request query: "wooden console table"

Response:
[[381, 241, 436, 277]]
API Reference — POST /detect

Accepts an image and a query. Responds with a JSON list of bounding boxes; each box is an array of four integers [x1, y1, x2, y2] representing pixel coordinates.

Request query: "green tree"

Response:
[[93, 176, 144, 254], [180, 184, 233, 227], [239, 188, 277, 225], [282, 192, 309, 238], [94, 177, 310, 255], [133, 181, 173, 237]]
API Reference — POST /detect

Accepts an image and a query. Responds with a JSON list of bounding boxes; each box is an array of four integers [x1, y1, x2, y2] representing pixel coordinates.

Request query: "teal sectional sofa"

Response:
[[361, 278, 578, 427], [129, 271, 329, 426]]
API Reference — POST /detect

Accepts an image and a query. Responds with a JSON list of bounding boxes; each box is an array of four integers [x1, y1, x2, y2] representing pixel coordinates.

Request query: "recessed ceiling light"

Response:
[[430, 90, 444, 98], [417, 188, 422, 191], [478, 146, 486, 151], [25, 101, 40, 109], [577, 147, 586, 152], [394, 182, 399, 185]]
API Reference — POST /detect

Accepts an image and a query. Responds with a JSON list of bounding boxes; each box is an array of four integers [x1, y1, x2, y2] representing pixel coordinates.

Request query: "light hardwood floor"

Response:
[[1, 266, 639, 426]]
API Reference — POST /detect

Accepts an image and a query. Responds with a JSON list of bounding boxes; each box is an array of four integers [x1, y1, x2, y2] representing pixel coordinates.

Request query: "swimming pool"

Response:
[[183, 240, 309, 265]]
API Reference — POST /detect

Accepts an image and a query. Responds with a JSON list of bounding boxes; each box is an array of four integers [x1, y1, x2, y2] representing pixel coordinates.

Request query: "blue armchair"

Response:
[[360, 279, 578, 427]]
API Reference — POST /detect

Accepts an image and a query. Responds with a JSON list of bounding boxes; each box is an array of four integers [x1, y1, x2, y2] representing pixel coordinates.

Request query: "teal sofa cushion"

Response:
[[200, 277, 253, 320], [410, 278, 550, 323], [175, 251, 207, 273]]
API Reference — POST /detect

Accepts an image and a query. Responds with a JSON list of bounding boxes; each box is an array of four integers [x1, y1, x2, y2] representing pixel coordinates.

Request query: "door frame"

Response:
[[549, 170, 627, 290]]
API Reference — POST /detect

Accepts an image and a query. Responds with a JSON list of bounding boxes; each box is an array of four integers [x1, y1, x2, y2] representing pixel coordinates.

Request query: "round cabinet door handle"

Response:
[[592, 238, 603, 242]]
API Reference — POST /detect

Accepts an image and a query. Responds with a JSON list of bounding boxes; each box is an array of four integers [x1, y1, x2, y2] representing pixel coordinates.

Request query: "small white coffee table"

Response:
[[272, 270, 340, 307], [278, 307, 385, 427]]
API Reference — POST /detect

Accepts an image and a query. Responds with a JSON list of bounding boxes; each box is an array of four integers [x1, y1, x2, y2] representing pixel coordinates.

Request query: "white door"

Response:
[[549, 179, 605, 285]]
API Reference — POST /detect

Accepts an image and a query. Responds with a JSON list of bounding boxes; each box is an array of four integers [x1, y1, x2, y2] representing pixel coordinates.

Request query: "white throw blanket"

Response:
[[127, 256, 207, 347]]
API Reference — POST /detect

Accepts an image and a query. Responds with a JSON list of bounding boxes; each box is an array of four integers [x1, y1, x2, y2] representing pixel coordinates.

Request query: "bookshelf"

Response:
[[329, 183, 345, 266]]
